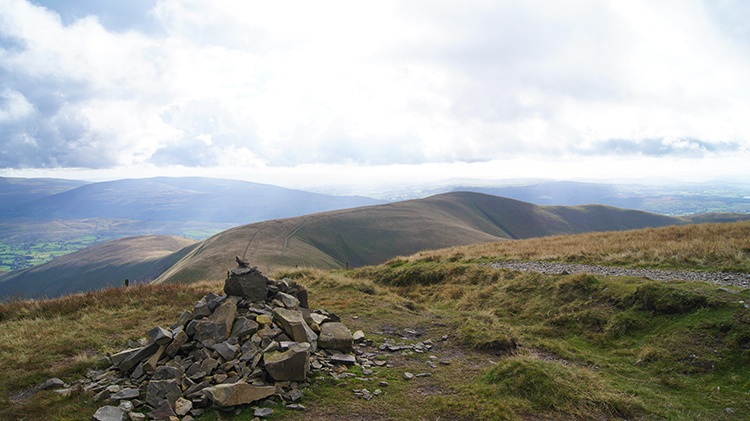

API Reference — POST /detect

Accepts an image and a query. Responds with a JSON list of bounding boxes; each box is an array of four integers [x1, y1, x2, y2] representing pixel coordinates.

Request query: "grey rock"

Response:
[[41, 377, 66, 390], [193, 300, 212, 319], [318, 322, 353, 352], [118, 400, 134, 412], [201, 357, 219, 376], [273, 308, 318, 350], [145, 379, 181, 408], [264, 342, 311, 381], [110, 348, 140, 366], [255, 407, 275, 417], [202, 382, 276, 407], [146, 399, 176, 421], [110, 388, 139, 400], [276, 292, 300, 309], [165, 329, 189, 358], [119, 343, 160, 372], [175, 396, 193, 416], [213, 341, 239, 361], [230, 317, 259, 339], [171, 310, 194, 330], [153, 366, 183, 381], [91, 405, 127, 421], [148, 326, 173, 346], [129, 412, 146, 421], [224, 267, 269, 302]]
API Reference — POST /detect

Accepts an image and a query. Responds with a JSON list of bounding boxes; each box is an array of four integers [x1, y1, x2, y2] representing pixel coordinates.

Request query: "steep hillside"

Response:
[[0, 236, 198, 299]]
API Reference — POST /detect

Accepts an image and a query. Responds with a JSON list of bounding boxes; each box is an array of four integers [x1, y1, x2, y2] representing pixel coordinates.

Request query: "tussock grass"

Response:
[[402, 220, 750, 271]]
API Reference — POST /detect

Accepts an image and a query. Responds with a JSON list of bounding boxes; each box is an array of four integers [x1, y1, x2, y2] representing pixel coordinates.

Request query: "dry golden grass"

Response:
[[402, 220, 750, 271]]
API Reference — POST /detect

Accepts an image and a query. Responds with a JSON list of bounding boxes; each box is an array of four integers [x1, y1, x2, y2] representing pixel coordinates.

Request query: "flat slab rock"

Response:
[[92, 406, 127, 421], [202, 382, 276, 407]]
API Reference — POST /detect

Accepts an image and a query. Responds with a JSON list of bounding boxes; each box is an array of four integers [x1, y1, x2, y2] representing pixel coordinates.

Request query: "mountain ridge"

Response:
[[5, 191, 749, 299]]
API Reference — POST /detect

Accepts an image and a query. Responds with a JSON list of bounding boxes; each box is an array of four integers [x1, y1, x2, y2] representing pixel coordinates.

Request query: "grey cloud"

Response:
[[576, 138, 743, 158]]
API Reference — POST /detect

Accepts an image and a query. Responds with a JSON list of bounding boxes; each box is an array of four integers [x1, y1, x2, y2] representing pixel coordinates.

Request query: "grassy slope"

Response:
[[1, 221, 749, 420], [0, 236, 199, 299], [155, 192, 687, 285], [5, 192, 747, 297]]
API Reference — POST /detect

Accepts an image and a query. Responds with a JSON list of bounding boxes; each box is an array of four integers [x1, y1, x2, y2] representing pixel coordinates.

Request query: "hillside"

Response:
[[0, 176, 88, 215], [154, 192, 686, 285], [0, 236, 198, 299], [6, 177, 383, 224], [1, 221, 749, 421], [4, 191, 748, 299]]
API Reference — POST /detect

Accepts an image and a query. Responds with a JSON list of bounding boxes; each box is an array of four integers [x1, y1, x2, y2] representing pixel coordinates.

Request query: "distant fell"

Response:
[[0, 176, 88, 215], [7, 176, 384, 224]]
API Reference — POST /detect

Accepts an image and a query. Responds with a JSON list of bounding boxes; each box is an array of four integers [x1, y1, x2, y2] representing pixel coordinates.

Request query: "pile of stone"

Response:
[[80, 258, 361, 421]]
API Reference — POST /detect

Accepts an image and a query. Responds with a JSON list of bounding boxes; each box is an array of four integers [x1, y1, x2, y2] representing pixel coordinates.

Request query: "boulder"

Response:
[[224, 266, 268, 302], [202, 382, 276, 407], [273, 308, 318, 350], [263, 342, 311, 381], [318, 322, 353, 352], [91, 405, 127, 421]]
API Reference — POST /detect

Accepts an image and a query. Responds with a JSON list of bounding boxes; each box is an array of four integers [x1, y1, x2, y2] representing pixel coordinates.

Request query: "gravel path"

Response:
[[487, 261, 750, 289]]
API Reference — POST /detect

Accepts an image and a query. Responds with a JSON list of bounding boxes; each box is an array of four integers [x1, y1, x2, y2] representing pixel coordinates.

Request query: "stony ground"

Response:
[[487, 261, 750, 288]]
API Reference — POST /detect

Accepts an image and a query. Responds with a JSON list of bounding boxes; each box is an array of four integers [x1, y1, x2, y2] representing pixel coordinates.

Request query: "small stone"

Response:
[[254, 407, 275, 417], [92, 405, 127, 421], [174, 397, 193, 416], [352, 330, 365, 342], [416, 373, 431, 378], [289, 388, 303, 402], [378, 381, 389, 387], [286, 403, 307, 410], [118, 400, 134, 412], [129, 412, 146, 421], [41, 378, 66, 390], [403, 372, 414, 380]]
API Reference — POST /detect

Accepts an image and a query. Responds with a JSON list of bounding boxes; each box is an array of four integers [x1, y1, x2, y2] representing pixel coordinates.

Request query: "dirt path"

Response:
[[487, 261, 750, 289]]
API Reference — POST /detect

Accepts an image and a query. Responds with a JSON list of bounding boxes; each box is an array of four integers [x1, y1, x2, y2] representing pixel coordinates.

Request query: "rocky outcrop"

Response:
[[78, 259, 359, 420]]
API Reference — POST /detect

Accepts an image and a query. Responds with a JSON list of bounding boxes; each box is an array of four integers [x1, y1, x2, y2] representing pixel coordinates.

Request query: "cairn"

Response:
[[82, 258, 359, 421]]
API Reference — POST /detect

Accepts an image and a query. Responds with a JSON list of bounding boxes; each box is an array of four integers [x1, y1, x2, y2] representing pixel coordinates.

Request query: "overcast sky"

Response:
[[1, 0, 748, 188]]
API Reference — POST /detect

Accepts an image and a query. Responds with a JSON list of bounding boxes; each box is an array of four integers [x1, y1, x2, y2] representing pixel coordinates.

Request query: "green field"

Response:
[[0, 236, 114, 272]]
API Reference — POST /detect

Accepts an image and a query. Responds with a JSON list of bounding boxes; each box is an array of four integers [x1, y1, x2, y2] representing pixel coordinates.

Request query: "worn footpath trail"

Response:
[[487, 261, 750, 289]]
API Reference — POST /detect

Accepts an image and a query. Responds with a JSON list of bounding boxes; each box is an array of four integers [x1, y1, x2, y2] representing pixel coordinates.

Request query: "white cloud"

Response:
[[0, 0, 748, 180]]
